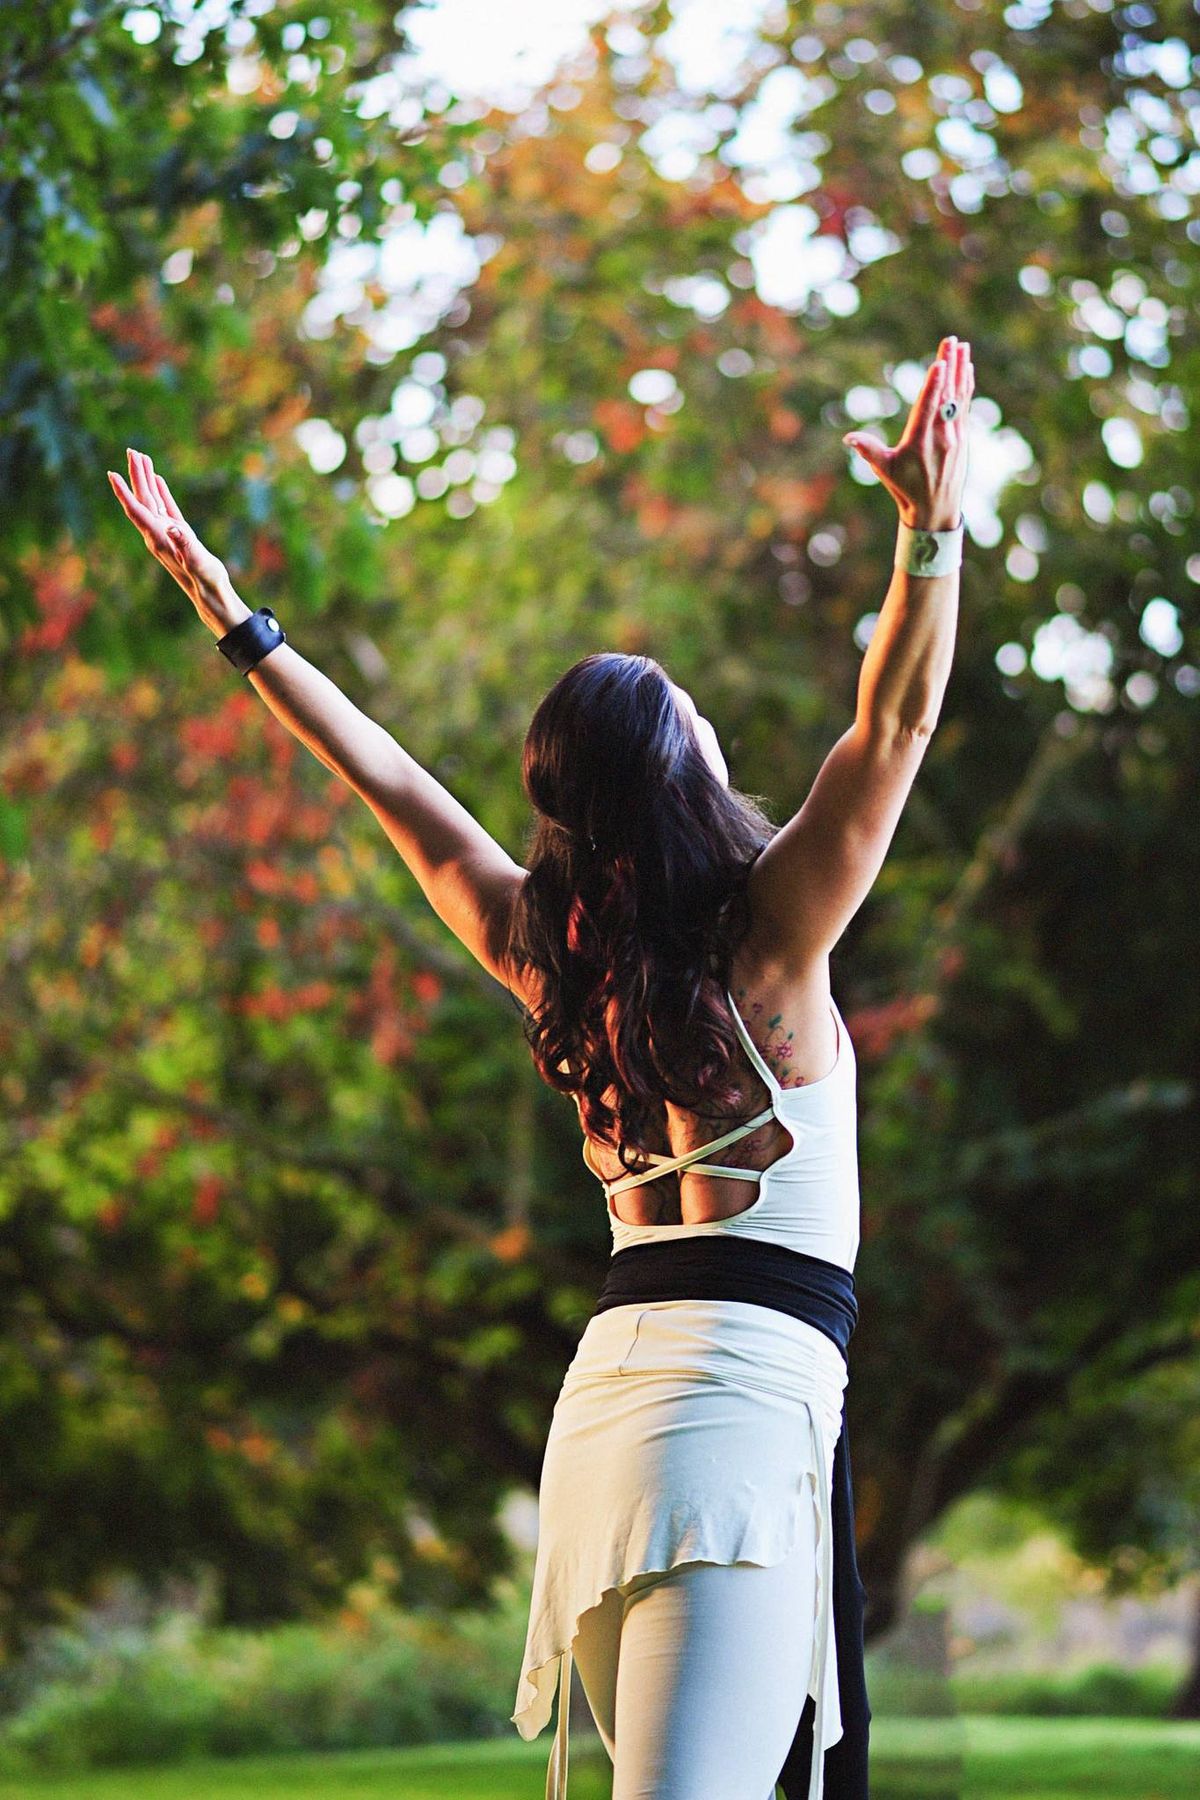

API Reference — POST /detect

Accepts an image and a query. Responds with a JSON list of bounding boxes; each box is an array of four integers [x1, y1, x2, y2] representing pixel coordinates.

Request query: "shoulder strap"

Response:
[[725, 987, 784, 1093]]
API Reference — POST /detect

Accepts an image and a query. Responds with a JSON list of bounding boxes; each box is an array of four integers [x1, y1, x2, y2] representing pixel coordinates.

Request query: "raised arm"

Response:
[[108, 449, 529, 998], [747, 336, 974, 967]]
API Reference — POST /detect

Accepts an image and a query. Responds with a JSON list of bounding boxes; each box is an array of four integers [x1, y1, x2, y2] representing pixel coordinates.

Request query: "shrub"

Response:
[[0, 1580, 532, 1773], [948, 1660, 1181, 1718]]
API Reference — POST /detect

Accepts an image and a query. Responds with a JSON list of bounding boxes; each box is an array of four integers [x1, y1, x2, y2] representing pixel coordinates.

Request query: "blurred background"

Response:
[[1, 1, 1198, 1795]]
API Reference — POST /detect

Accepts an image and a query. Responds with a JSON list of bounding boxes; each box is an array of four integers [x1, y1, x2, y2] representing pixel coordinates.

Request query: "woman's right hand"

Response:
[[107, 447, 244, 638], [842, 336, 973, 531]]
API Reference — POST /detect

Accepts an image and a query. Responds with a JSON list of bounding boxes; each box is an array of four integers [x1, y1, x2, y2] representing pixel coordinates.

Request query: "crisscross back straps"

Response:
[[603, 1104, 777, 1198]]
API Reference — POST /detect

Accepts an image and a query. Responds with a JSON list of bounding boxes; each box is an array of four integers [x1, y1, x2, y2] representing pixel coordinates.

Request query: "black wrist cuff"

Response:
[[216, 606, 286, 676]]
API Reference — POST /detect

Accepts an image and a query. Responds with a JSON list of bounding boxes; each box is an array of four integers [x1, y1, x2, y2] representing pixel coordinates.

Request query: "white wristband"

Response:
[[894, 514, 964, 576]]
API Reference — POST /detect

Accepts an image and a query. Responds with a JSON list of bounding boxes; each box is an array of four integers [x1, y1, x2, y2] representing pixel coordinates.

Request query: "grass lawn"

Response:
[[0, 1717, 1196, 1799]]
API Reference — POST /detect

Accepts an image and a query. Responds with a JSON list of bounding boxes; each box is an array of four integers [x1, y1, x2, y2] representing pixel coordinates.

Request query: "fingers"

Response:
[[110, 450, 195, 559], [107, 466, 176, 562], [154, 471, 185, 521], [128, 447, 165, 518], [946, 338, 973, 413], [844, 432, 887, 466], [923, 338, 974, 435], [913, 354, 949, 436], [107, 468, 155, 531], [126, 447, 150, 510]]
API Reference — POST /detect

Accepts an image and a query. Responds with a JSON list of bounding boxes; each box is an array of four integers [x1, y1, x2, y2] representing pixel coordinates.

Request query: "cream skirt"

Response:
[[511, 1296, 850, 1800]]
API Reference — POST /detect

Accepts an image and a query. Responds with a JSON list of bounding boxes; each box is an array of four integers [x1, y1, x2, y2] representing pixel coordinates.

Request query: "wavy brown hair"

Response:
[[503, 652, 780, 1172]]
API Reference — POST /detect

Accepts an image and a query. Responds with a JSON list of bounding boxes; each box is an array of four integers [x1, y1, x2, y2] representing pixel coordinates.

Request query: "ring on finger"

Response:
[[940, 399, 959, 420]]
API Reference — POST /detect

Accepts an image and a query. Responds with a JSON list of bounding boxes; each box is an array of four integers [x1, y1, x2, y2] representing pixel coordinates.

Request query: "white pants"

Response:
[[571, 1495, 818, 1800]]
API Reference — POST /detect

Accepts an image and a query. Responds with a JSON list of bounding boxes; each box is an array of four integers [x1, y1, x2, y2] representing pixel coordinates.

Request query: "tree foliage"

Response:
[[1, 0, 1198, 1681], [0, 0, 470, 648]]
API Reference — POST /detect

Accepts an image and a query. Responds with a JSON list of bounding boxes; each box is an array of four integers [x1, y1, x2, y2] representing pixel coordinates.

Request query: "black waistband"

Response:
[[596, 1234, 858, 1358], [590, 1233, 870, 1800]]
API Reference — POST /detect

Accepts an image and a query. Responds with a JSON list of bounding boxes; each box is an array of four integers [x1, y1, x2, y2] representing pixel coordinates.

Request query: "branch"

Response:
[[0, 4, 118, 103], [918, 714, 1099, 978], [911, 1305, 1200, 1537], [948, 1074, 1194, 1184]]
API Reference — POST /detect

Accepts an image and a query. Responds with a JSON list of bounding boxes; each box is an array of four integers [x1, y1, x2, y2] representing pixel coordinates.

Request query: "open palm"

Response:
[[843, 336, 973, 530], [107, 448, 235, 635]]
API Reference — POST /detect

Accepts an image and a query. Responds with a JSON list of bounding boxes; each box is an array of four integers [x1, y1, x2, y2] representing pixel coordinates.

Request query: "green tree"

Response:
[[2, 0, 1198, 1714], [0, 0, 470, 649]]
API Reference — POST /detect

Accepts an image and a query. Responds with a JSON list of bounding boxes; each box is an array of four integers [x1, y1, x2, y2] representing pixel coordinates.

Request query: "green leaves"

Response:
[[2, 0, 1198, 1654], [0, 0, 463, 651]]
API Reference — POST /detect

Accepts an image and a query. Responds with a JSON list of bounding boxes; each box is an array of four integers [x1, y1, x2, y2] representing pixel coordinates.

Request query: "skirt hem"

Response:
[[509, 1513, 828, 1740]]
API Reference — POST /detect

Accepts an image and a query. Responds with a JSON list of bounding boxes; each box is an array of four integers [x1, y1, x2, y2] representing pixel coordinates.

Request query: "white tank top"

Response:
[[581, 987, 860, 1274]]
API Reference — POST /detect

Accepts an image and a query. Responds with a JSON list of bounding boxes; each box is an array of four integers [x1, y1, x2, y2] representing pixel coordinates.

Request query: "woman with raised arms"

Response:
[[108, 334, 973, 1800]]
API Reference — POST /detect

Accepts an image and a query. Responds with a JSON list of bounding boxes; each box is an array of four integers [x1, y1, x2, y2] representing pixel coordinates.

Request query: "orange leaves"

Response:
[[753, 470, 838, 533], [844, 993, 940, 1062], [813, 184, 859, 243], [670, 505, 720, 561], [203, 1419, 280, 1467], [288, 802, 335, 843], [85, 785, 128, 854], [89, 294, 186, 377], [489, 1223, 532, 1263], [507, 156, 552, 206], [246, 858, 287, 894], [133, 1120, 183, 1184], [46, 655, 109, 716], [343, 941, 438, 1067], [244, 856, 323, 907], [19, 550, 97, 655], [635, 492, 674, 538], [623, 342, 681, 378], [178, 689, 258, 763], [250, 532, 287, 581], [229, 977, 337, 1022], [238, 1429, 278, 1467], [197, 916, 227, 950], [316, 844, 354, 900], [411, 969, 442, 1006], [730, 293, 805, 361], [937, 945, 966, 981], [593, 397, 646, 455], [3, 743, 51, 797], [193, 1172, 224, 1227], [78, 921, 112, 968], [616, 473, 721, 562], [369, 1012, 413, 1067], [124, 677, 161, 721], [768, 406, 804, 443], [191, 783, 279, 847], [257, 915, 282, 950], [260, 393, 311, 443]]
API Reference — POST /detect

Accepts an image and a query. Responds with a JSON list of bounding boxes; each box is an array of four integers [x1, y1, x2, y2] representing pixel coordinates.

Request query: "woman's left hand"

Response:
[[107, 448, 239, 637]]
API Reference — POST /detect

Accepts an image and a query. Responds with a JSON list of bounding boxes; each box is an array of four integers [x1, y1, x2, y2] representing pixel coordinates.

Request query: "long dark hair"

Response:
[[504, 652, 779, 1172]]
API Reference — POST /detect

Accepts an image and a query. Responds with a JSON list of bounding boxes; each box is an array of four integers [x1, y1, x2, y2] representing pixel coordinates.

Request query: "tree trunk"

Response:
[[1170, 1587, 1200, 1720]]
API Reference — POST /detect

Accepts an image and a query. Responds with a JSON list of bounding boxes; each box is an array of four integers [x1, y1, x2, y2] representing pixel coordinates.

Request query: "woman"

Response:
[[108, 334, 973, 1800]]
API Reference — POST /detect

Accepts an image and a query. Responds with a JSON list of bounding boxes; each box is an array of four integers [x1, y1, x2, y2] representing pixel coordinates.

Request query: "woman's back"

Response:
[[572, 952, 861, 1274]]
